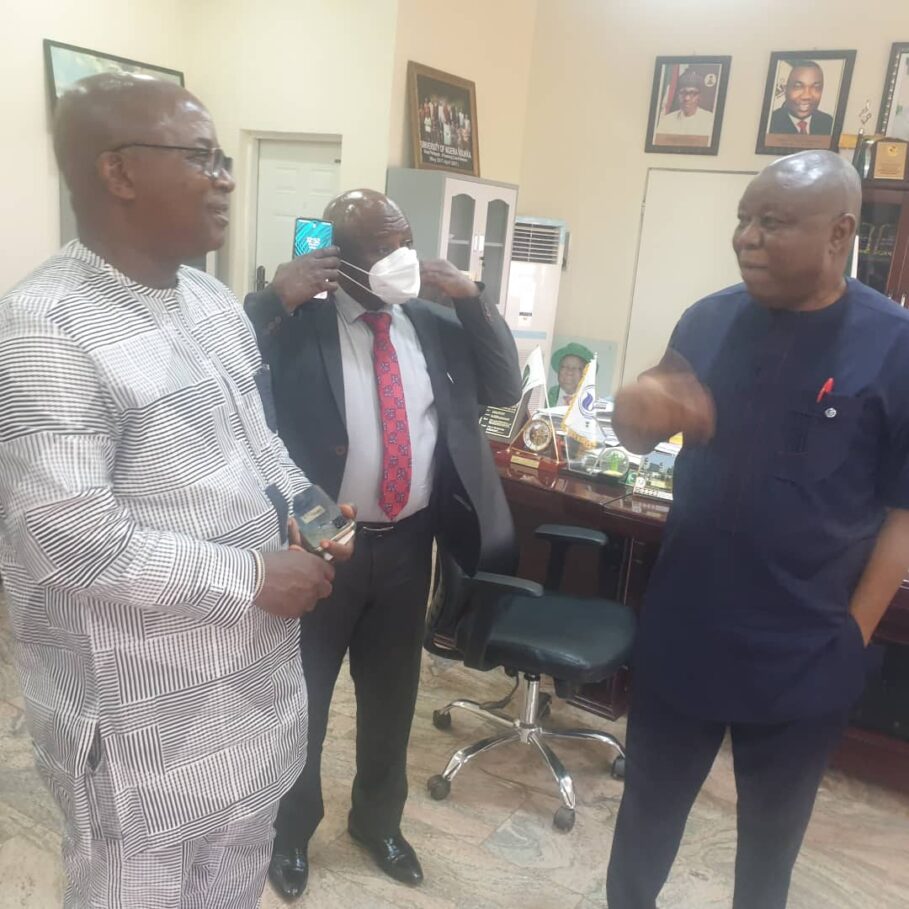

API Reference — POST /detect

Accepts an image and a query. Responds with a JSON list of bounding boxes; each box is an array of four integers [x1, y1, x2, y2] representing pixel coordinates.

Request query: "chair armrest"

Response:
[[535, 524, 607, 548], [474, 572, 544, 598]]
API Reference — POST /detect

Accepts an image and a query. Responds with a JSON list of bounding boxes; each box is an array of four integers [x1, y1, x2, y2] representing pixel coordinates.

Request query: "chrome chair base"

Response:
[[427, 673, 625, 832]]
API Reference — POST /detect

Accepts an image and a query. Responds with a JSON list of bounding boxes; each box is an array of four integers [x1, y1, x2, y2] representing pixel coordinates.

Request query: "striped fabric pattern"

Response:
[[63, 798, 278, 908], [0, 241, 309, 859]]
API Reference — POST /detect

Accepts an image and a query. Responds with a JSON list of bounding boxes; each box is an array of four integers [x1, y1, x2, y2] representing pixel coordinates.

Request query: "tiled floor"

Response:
[[2, 602, 909, 908]]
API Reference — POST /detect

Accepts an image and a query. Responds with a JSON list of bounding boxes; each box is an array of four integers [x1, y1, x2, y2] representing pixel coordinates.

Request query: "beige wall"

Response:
[[388, 0, 538, 185], [7, 0, 904, 318], [0, 0, 187, 293], [184, 0, 399, 293], [519, 0, 909, 385]]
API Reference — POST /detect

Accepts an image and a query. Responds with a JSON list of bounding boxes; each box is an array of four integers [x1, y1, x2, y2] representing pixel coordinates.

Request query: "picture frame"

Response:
[[645, 56, 732, 156], [43, 39, 184, 108], [756, 50, 856, 155], [877, 43, 909, 141], [407, 61, 480, 177]]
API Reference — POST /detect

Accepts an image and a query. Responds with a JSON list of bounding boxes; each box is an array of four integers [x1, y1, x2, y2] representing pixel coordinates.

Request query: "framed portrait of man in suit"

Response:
[[878, 43, 909, 141], [645, 56, 731, 156], [756, 50, 856, 155]]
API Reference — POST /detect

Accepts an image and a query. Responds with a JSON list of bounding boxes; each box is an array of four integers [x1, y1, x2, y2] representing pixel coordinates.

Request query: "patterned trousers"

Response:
[[62, 799, 278, 909]]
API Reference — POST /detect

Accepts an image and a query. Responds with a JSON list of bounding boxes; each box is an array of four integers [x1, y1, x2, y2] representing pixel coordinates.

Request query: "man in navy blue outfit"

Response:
[[607, 150, 909, 908]]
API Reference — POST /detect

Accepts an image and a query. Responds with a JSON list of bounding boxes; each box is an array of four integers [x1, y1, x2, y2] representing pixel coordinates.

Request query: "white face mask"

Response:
[[342, 246, 421, 306]]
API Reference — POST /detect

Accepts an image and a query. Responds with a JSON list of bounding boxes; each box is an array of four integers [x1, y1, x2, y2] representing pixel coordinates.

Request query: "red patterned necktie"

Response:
[[360, 311, 412, 520], [797, 120, 808, 135]]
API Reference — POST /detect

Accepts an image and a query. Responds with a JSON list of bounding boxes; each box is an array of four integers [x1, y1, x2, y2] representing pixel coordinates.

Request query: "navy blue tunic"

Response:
[[637, 280, 909, 723]]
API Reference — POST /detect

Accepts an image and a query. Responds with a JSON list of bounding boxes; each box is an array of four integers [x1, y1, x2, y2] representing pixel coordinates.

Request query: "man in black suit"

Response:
[[244, 189, 521, 901], [768, 60, 833, 136]]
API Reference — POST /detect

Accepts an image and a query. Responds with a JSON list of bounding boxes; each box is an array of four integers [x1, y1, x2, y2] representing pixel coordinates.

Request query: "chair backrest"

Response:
[[424, 547, 472, 659]]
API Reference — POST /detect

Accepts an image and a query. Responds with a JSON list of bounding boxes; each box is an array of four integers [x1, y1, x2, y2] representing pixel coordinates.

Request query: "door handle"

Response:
[[255, 265, 266, 292]]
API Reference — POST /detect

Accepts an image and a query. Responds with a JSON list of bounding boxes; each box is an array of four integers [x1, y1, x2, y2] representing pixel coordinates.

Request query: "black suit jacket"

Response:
[[768, 106, 833, 136], [244, 287, 522, 575]]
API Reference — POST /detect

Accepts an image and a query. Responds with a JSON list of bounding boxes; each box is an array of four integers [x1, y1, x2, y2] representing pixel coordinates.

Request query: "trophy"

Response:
[[852, 101, 874, 176]]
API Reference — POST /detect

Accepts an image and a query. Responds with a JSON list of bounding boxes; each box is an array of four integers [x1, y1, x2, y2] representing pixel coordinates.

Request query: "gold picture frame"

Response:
[[407, 61, 480, 177]]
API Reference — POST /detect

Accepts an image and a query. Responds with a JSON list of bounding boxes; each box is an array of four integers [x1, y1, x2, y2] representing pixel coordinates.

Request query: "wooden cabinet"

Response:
[[856, 178, 909, 305]]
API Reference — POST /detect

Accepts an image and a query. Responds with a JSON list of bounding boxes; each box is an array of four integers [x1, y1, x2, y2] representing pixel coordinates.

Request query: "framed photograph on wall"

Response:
[[756, 50, 856, 155], [43, 39, 184, 108], [645, 56, 731, 155], [877, 43, 909, 141], [407, 61, 480, 176]]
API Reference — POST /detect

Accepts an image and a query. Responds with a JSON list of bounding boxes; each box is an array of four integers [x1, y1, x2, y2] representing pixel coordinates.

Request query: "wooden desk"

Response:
[[496, 451, 909, 793]]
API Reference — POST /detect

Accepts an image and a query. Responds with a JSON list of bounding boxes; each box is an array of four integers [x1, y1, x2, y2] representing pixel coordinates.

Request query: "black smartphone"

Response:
[[291, 485, 355, 561]]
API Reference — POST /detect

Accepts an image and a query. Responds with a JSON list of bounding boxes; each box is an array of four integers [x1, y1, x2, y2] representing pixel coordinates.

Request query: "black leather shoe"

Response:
[[348, 824, 424, 886], [268, 843, 310, 902]]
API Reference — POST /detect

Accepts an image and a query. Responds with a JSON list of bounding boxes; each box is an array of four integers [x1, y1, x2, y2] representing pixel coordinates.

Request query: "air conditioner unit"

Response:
[[503, 217, 567, 374]]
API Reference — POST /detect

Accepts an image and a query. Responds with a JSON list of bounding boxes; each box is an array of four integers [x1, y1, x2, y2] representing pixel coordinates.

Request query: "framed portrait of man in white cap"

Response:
[[646, 56, 731, 156]]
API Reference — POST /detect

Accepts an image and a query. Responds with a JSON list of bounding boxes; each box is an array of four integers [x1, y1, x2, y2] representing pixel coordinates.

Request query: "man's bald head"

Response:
[[733, 151, 860, 310], [324, 189, 413, 310], [323, 190, 410, 255], [54, 74, 206, 204], [52, 73, 233, 276], [756, 150, 861, 219]]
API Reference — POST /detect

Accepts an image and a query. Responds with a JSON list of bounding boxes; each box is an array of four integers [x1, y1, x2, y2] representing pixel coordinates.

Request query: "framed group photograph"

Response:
[[645, 56, 731, 155], [43, 39, 184, 108], [877, 43, 909, 141], [756, 50, 856, 155], [407, 61, 480, 177]]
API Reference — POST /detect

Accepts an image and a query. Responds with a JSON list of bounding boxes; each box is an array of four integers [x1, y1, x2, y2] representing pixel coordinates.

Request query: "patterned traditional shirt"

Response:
[[0, 241, 309, 855]]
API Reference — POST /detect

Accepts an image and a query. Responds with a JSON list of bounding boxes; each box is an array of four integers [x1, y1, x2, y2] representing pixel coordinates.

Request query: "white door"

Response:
[[254, 139, 341, 289], [622, 168, 756, 386]]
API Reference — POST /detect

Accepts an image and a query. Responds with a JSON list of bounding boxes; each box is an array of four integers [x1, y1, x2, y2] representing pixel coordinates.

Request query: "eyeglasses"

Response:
[[108, 144, 232, 180]]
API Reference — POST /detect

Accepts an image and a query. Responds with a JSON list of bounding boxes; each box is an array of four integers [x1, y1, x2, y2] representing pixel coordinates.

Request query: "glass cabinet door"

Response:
[[480, 197, 512, 309], [857, 197, 902, 298], [446, 193, 476, 273]]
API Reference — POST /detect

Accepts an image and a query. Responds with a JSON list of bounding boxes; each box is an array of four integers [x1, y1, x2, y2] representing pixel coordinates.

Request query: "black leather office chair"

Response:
[[424, 525, 636, 832]]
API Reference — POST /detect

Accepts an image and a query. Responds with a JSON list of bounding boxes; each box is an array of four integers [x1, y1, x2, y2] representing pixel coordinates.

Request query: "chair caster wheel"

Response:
[[538, 692, 552, 719], [611, 756, 626, 780], [432, 710, 452, 730], [553, 806, 575, 832], [428, 775, 451, 800]]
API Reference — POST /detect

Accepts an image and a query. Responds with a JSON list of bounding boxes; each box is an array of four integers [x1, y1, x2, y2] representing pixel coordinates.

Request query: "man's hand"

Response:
[[613, 366, 715, 454], [254, 549, 335, 618], [287, 504, 358, 563], [419, 259, 479, 300], [270, 247, 341, 313]]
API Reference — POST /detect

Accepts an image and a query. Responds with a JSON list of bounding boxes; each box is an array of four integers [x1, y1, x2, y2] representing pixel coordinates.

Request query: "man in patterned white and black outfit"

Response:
[[0, 74, 352, 907]]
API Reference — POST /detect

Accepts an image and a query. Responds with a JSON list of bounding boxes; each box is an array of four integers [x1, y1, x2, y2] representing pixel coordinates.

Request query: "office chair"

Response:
[[424, 525, 635, 832]]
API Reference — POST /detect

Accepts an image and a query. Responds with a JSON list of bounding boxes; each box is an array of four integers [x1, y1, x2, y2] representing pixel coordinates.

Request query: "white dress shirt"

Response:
[[788, 113, 813, 133], [656, 106, 715, 137], [335, 288, 439, 522]]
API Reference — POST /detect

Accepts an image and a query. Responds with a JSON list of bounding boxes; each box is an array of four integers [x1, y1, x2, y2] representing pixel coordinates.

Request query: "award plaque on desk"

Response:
[[870, 139, 908, 182], [479, 389, 532, 443], [632, 449, 676, 502]]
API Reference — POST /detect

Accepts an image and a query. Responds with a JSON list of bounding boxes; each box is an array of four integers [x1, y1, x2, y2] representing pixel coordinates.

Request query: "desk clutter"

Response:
[[482, 395, 681, 502]]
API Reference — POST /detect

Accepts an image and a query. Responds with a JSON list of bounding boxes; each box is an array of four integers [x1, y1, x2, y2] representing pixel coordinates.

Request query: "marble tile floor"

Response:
[[2, 608, 909, 908]]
